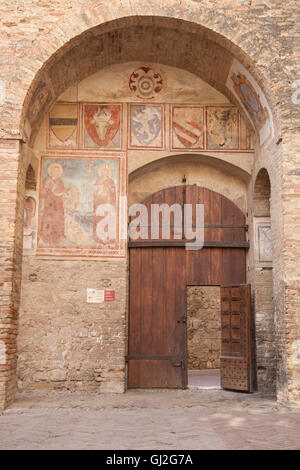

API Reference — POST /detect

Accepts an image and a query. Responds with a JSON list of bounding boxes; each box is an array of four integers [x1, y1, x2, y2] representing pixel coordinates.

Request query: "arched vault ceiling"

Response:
[[23, 20, 256, 143]]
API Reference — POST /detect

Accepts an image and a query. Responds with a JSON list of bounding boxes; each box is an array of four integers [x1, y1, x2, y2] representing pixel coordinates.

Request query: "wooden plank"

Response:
[[128, 186, 248, 390], [220, 284, 252, 392], [128, 246, 186, 389], [129, 240, 249, 248], [174, 247, 187, 387]]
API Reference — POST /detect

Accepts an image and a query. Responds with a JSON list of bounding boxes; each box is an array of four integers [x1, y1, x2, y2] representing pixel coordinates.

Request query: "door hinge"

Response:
[[172, 360, 185, 369]]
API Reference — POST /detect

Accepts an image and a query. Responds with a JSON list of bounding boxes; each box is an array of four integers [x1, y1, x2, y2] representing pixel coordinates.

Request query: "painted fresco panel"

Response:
[[27, 81, 52, 131], [171, 106, 204, 150], [206, 106, 239, 150], [226, 59, 273, 145], [129, 65, 164, 100], [240, 115, 255, 150], [48, 103, 78, 149], [36, 153, 126, 258], [128, 104, 165, 150], [83, 104, 122, 150]]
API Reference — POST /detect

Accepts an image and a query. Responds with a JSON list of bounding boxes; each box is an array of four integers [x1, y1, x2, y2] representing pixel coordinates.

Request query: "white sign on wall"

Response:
[[87, 288, 105, 303]]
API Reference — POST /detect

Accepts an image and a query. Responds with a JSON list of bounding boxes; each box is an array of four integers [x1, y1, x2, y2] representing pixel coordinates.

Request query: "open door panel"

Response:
[[220, 284, 253, 392]]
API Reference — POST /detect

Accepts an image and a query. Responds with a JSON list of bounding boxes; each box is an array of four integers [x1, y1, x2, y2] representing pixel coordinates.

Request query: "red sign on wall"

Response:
[[104, 290, 115, 302]]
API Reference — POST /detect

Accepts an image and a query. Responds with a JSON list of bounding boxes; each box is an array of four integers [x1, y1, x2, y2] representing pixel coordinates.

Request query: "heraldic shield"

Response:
[[84, 104, 121, 148]]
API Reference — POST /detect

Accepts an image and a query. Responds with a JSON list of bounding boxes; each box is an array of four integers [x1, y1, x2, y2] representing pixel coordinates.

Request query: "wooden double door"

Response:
[[127, 186, 252, 392]]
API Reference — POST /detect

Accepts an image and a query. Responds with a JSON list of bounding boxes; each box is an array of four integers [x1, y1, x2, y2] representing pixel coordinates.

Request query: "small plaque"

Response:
[[87, 288, 104, 303], [104, 290, 115, 302]]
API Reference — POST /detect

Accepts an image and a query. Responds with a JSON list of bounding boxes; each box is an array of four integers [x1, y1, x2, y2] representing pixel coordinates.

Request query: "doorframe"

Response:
[[185, 283, 222, 387]]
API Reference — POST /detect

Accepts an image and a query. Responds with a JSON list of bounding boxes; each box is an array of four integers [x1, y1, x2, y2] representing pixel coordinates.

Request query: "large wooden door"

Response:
[[127, 247, 187, 388], [128, 185, 249, 389], [220, 284, 253, 391]]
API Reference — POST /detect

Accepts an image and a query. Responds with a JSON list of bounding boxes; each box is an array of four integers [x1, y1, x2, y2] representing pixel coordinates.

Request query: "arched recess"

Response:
[[19, 15, 278, 145], [0, 9, 282, 409], [25, 165, 36, 191], [128, 154, 250, 213], [23, 165, 38, 253], [252, 168, 275, 394]]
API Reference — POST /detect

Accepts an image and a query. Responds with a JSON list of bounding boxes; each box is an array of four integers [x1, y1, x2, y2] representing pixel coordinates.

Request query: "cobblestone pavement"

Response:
[[0, 390, 299, 450]]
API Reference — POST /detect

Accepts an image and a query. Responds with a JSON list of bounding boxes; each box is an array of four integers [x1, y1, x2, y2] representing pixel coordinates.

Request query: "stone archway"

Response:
[[252, 168, 275, 394], [0, 7, 292, 409]]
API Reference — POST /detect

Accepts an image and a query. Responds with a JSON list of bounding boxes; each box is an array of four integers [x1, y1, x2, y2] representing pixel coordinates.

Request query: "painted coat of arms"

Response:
[[84, 104, 121, 149], [171, 106, 204, 150], [129, 104, 164, 149], [206, 107, 239, 150], [129, 66, 164, 100], [48, 103, 78, 148], [231, 73, 269, 132]]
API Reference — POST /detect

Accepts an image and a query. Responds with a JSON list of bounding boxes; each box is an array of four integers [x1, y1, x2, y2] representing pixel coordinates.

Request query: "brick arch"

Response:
[[128, 153, 249, 213], [18, 8, 279, 144], [253, 168, 271, 217]]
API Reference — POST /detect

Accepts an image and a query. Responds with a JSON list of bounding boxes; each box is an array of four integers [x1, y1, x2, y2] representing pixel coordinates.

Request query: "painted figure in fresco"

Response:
[[93, 163, 116, 244], [23, 196, 37, 250], [40, 162, 65, 244]]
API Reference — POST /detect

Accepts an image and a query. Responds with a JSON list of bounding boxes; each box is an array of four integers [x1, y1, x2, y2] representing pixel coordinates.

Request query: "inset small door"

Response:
[[127, 247, 187, 388], [220, 284, 253, 392]]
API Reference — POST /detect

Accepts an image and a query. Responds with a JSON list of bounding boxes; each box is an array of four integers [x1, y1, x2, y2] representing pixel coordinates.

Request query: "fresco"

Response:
[[129, 104, 164, 149], [27, 81, 52, 130], [226, 59, 273, 144], [23, 191, 38, 252], [83, 104, 122, 149], [240, 115, 255, 150], [171, 106, 204, 150], [48, 103, 78, 149], [206, 107, 239, 150], [37, 154, 126, 258], [129, 66, 164, 100], [254, 218, 272, 264]]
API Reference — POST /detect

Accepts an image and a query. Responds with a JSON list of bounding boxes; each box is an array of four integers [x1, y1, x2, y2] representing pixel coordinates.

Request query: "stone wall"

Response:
[[187, 286, 221, 370], [18, 257, 127, 393]]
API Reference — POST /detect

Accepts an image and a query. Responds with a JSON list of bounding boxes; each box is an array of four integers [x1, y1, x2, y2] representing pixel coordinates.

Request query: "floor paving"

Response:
[[0, 389, 299, 450]]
